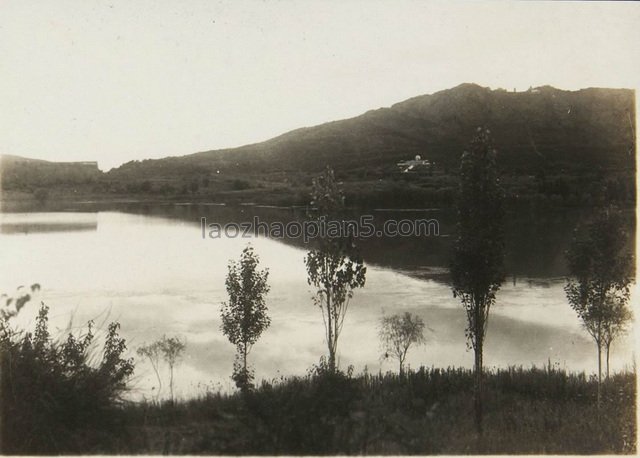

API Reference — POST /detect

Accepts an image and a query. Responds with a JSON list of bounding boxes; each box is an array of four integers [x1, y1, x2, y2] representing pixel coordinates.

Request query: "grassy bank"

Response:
[[1, 306, 636, 454], [121, 368, 636, 455], [96, 367, 637, 454]]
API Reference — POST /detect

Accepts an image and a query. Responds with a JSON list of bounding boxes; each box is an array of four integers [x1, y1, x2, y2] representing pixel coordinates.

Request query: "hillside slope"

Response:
[[108, 84, 635, 179]]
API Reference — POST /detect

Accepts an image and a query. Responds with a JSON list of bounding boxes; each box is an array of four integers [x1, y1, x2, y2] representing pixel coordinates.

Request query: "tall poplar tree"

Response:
[[451, 128, 505, 434]]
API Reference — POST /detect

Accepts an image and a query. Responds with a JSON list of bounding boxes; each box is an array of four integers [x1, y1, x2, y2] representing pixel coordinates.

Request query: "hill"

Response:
[[0, 155, 100, 190], [107, 84, 635, 179], [0, 154, 49, 164], [1, 84, 635, 208]]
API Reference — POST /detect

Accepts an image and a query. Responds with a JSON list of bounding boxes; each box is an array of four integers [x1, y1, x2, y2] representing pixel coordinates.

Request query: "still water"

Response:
[[0, 204, 634, 399]]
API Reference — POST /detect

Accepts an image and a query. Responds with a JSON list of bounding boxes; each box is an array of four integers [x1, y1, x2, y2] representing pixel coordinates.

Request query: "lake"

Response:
[[0, 203, 634, 399]]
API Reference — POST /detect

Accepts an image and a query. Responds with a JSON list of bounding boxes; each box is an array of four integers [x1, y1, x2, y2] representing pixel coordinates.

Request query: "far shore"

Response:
[[1, 187, 635, 214]]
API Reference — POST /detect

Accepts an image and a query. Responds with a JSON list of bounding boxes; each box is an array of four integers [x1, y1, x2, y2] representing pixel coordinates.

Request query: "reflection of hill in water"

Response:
[[0, 212, 98, 234], [0, 222, 98, 234], [35, 201, 635, 284]]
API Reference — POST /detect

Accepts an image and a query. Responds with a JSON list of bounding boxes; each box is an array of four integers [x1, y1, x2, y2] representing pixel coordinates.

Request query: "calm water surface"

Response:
[[0, 204, 634, 399]]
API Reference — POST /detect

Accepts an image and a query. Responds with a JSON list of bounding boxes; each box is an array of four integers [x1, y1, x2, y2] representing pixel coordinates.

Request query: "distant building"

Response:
[[397, 155, 431, 173]]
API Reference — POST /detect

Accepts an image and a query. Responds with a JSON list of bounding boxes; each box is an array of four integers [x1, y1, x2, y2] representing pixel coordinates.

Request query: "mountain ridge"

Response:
[[2, 84, 635, 200], [105, 83, 633, 179]]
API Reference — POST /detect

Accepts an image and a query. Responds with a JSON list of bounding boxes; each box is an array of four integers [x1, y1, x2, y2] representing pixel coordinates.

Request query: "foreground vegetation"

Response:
[[8, 363, 635, 455], [1, 303, 634, 455], [0, 305, 134, 454], [128, 367, 636, 455]]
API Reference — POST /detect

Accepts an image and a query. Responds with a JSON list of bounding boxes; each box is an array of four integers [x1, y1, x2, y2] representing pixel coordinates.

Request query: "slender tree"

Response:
[[305, 167, 366, 373], [221, 245, 271, 391], [602, 292, 632, 379], [158, 335, 185, 402], [137, 341, 163, 400], [450, 128, 505, 435], [565, 207, 633, 404], [379, 312, 426, 375]]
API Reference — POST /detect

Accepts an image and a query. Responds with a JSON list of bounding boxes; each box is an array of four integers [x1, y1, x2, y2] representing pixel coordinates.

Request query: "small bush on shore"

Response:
[[0, 304, 134, 454]]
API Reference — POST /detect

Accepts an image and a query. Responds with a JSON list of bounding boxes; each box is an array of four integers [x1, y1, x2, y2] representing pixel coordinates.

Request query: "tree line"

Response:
[[217, 127, 633, 436]]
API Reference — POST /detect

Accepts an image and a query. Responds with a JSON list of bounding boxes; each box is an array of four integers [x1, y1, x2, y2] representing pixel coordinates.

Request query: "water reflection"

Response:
[[0, 212, 98, 234], [0, 206, 634, 399], [56, 201, 633, 282]]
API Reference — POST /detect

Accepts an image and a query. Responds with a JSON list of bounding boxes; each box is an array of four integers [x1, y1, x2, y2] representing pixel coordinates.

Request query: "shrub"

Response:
[[0, 304, 135, 454]]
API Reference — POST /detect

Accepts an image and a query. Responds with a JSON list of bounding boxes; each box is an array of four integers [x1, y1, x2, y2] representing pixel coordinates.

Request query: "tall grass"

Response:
[[124, 365, 635, 455]]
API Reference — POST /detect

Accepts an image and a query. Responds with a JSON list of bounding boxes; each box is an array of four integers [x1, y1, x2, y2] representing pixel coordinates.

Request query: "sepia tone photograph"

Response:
[[0, 1, 637, 455]]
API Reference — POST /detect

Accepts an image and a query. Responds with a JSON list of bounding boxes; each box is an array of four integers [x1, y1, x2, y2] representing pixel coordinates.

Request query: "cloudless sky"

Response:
[[1, 0, 639, 170]]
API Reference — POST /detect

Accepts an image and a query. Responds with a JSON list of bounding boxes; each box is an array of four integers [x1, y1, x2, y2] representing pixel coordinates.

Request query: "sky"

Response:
[[1, 1, 639, 170]]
